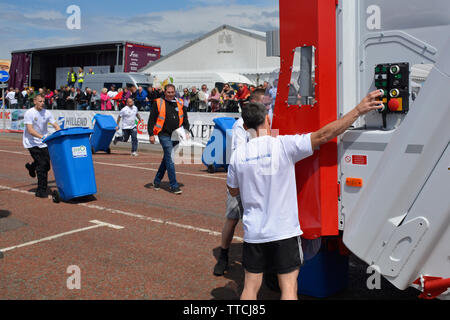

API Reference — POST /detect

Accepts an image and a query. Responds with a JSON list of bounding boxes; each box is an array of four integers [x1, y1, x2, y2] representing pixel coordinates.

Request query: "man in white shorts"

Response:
[[23, 94, 61, 197], [113, 98, 142, 156], [227, 90, 383, 300], [213, 89, 265, 276]]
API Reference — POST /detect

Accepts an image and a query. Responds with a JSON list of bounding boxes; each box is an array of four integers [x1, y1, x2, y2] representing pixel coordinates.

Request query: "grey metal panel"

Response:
[[266, 30, 280, 57], [357, 0, 450, 129], [405, 144, 424, 154], [343, 141, 387, 151]]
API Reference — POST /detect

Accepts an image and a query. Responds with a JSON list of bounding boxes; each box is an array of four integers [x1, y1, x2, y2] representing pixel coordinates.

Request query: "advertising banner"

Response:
[[2, 109, 239, 147], [124, 43, 161, 72]]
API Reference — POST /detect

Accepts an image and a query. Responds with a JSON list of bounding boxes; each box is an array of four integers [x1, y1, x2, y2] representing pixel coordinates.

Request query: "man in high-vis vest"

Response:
[[148, 84, 190, 194], [77, 67, 85, 89], [67, 68, 76, 88]]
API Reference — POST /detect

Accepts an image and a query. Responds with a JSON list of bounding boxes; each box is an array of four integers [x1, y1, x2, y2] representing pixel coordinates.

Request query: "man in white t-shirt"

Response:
[[227, 90, 383, 300], [113, 98, 142, 156], [214, 89, 265, 276], [23, 94, 61, 198], [107, 85, 118, 111], [6, 88, 18, 108]]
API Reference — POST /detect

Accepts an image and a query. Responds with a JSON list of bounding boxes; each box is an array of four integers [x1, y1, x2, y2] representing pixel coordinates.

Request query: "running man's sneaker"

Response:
[[170, 187, 182, 195], [25, 163, 36, 178], [213, 255, 229, 276], [131, 152, 138, 156], [153, 183, 160, 191], [35, 190, 48, 198]]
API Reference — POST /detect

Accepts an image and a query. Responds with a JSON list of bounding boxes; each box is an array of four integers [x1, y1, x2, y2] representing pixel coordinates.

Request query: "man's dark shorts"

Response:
[[243, 236, 304, 274]]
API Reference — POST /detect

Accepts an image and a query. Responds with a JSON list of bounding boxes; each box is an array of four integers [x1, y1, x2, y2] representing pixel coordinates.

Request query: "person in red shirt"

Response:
[[235, 83, 251, 110]]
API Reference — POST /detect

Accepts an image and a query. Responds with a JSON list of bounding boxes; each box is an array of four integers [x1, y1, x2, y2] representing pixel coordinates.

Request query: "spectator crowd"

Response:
[[1, 81, 274, 113]]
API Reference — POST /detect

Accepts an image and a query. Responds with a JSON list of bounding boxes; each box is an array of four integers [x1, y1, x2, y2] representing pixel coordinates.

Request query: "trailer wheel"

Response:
[[52, 190, 60, 203], [207, 164, 216, 174]]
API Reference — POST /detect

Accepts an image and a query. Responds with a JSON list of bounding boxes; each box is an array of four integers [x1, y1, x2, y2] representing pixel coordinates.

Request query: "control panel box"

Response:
[[374, 63, 410, 127]]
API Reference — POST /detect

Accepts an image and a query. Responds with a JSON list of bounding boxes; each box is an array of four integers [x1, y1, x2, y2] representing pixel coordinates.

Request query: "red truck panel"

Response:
[[273, 0, 338, 239]]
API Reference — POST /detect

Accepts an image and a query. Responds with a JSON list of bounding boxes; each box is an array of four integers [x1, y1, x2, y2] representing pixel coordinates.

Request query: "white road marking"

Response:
[[0, 220, 123, 253], [93, 161, 227, 180], [0, 185, 243, 242], [0, 149, 27, 155], [0, 149, 227, 181]]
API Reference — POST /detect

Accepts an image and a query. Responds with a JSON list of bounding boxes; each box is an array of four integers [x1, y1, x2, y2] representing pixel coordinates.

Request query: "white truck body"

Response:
[[336, 0, 450, 299]]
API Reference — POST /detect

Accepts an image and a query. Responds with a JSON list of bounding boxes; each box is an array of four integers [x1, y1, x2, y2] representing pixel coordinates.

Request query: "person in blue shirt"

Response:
[[135, 86, 148, 111]]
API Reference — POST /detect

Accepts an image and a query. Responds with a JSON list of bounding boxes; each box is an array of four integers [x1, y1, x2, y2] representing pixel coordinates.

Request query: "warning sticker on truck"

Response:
[[72, 145, 87, 158], [345, 154, 368, 165], [351, 155, 367, 165]]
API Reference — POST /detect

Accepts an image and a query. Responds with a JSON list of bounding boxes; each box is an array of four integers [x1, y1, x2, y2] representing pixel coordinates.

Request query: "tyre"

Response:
[[91, 146, 95, 154], [106, 147, 111, 154], [52, 190, 60, 203], [207, 164, 216, 174]]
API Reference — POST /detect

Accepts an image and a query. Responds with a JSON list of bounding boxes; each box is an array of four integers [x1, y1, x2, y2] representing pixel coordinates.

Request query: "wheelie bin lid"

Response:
[[93, 114, 117, 130], [43, 127, 94, 144], [212, 117, 236, 133]]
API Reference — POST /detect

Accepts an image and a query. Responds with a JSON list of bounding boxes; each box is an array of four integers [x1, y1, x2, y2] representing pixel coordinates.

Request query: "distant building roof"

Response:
[[139, 24, 267, 72], [12, 41, 160, 54]]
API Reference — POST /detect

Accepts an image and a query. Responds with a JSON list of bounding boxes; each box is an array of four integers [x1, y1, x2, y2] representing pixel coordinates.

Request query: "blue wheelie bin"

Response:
[[90, 114, 117, 154], [202, 117, 236, 173], [43, 127, 97, 203]]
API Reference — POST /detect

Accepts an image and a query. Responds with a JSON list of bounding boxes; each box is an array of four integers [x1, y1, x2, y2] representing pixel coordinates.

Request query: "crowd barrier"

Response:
[[0, 109, 239, 147]]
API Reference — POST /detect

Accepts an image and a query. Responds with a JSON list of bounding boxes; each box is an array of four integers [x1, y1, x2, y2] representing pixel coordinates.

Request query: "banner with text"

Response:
[[1, 109, 239, 146]]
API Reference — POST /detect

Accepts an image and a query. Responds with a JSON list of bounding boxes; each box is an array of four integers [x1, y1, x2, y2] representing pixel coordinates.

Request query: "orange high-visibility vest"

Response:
[[153, 98, 184, 136]]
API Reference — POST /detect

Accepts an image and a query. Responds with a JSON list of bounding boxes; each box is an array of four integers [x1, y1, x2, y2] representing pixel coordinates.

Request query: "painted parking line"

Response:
[[0, 149, 27, 155], [0, 220, 123, 254], [0, 185, 243, 242], [93, 161, 227, 180], [0, 149, 227, 181]]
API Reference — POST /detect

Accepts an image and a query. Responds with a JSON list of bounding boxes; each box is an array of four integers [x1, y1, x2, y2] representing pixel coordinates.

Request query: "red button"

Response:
[[388, 98, 400, 111]]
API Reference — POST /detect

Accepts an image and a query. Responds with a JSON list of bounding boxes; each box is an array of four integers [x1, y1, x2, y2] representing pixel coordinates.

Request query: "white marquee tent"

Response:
[[139, 25, 280, 86]]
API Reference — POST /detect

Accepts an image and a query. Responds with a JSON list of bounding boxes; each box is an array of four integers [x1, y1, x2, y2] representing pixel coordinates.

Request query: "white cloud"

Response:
[[0, 3, 279, 59], [86, 4, 279, 55], [23, 10, 66, 21]]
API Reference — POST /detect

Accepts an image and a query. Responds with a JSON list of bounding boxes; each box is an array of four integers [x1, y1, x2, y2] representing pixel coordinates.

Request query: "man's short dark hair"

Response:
[[165, 83, 176, 91], [242, 102, 267, 130], [249, 88, 265, 103]]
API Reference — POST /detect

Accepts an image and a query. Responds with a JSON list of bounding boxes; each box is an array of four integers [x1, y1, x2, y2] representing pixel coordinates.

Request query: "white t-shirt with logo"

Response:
[[119, 105, 139, 129], [23, 108, 56, 148], [227, 133, 313, 243]]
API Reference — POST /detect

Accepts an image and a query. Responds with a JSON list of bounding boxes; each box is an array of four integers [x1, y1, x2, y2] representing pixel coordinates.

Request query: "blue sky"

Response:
[[0, 0, 279, 59]]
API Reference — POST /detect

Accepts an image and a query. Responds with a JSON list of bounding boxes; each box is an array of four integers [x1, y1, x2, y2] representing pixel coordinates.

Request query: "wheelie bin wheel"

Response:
[[52, 190, 61, 203], [207, 164, 216, 174], [106, 147, 111, 154], [91, 146, 95, 154]]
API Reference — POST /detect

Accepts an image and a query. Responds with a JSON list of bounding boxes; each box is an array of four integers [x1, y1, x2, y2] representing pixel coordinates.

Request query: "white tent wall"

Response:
[[140, 25, 280, 86]]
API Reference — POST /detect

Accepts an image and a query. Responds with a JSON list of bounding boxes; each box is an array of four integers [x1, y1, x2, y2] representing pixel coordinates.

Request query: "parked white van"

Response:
[[81, 72, 154, 93]]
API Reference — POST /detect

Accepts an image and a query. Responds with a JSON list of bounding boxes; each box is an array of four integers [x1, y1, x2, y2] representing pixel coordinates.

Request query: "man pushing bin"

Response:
[[23, 94, 61, 198]]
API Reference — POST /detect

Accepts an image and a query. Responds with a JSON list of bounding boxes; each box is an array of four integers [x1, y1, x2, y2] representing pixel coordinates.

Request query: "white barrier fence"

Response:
[[0, 109, 239, 147]]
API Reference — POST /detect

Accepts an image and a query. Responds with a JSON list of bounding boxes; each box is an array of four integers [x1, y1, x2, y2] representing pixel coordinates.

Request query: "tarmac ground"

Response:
[[0, 133, 420, 300]]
